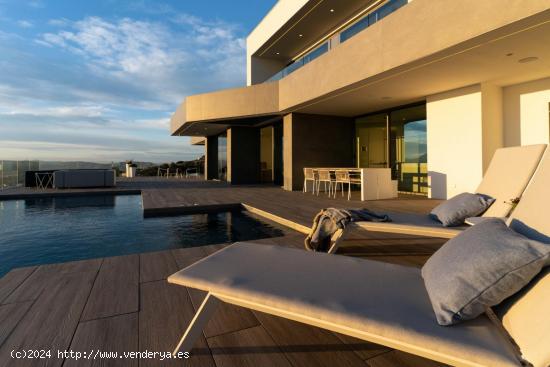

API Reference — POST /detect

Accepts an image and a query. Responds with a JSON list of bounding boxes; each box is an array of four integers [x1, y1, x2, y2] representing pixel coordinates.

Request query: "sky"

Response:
[[0, 0, 276, 163]]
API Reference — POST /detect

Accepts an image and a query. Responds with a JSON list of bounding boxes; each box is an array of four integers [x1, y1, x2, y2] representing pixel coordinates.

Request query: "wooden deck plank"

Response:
[[332, 333, 391, 361], [366, 350, 448, 367], [0, 302, 32, 348], [206, 325, 293, 367], [139, 280, 215, 367], [0, 181, 449, 367], [3, 258, 102, 304], [187, 289, 260, 339], [64, 313, 138, 367], [0, 271, 96, 367], [254, 311, 370, 367], [200, 244, 229, 256], [0, 267, 36, 304], [81, 255, 139, 321], [171, 247, 209, 269], [140, 251, 178, 283]]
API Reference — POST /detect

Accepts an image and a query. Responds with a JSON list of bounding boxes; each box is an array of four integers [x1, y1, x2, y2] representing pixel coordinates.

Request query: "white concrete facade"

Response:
[[174, 0, 550, 196], [503, 77, 550, 147], [427, 78, 550, 199], [246, 0, 309, 85]]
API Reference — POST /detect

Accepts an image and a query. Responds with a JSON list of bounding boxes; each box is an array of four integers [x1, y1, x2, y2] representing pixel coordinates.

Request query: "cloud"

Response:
[[17, 20, 33, 28], [28, 0, 45, 9], [48, 18, 70, 27], [0, 139, 202, 162], [0, 111, 203, 162], [0, 12, 246, 162], [3, 104, 109, 121], [37, 15, 246, 103]]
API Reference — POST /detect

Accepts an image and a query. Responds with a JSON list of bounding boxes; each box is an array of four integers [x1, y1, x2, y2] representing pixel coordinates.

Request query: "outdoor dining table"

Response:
[[306, 167, 397, 201]]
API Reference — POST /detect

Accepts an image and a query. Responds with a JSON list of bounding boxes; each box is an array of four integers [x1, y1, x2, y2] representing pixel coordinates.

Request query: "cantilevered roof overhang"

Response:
[[171, 0, 550, 137], [170, 82, 280, 136]]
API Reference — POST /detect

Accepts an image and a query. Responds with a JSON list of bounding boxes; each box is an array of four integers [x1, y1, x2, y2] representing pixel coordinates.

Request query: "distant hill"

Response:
[[38, 161, 157, 170]]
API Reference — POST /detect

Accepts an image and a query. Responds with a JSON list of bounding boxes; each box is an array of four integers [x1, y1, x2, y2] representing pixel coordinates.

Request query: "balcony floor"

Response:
[[0, 178, 448, 366]]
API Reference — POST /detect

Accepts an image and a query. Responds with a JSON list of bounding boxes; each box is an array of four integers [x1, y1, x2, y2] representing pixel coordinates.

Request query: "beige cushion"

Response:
[[169, 243, 520, 367], [500, 148, 550, 367], [476, 144, 546, 217]]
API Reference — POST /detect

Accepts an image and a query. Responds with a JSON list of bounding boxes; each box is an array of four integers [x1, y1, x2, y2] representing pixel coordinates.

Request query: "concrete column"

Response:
[[205, 136, 218, 180], [273, 122, 284, 186], [283, 113, 354, 191], [227, 127, 260, 184]]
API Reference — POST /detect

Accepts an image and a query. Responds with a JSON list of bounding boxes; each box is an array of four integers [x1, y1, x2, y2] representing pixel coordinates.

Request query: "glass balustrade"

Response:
[[264, 0, 408, 83], [266, 42, 328, 82], [0, 160, 118, 190]]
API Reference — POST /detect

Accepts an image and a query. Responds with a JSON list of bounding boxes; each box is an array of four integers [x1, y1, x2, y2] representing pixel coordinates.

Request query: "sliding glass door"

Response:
[[390, 105, 427, 194], [260, 126, 274, 183], [355, 104, 427, 195], [355, 113, 388, 168]]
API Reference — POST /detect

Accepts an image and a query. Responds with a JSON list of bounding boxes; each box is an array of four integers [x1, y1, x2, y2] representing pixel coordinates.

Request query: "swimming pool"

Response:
[[0, 195, 285, 276]]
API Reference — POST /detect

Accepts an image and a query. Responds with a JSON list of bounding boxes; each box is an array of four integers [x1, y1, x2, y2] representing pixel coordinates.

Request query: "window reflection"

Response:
[[390, 105, 428, 194], [355, 104, 428, 195], [217, 133, 227, 181]]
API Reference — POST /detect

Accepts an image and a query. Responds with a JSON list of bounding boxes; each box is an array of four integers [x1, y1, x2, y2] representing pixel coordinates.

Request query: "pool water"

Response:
[[0, 195, 285, 276]]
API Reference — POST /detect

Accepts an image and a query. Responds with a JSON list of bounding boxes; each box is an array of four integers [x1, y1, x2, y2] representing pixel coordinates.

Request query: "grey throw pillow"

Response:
[[430, 192, 495, 227], [422, 218, 550, 326]]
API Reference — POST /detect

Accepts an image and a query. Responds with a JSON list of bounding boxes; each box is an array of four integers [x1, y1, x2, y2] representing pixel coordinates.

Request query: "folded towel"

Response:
[[305, 208, 391, 252]]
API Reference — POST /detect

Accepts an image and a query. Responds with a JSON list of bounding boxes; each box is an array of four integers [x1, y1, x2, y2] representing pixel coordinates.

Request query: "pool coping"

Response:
[[0, 189, 141, 201], [0, 188, 311, 235], [143, 202, 310, 234]]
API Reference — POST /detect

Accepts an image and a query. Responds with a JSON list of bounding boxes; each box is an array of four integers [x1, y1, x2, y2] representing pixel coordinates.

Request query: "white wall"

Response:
[[427, 85, 484, 199], [503, 77, 550, 147], [481, 84, 503, 172]]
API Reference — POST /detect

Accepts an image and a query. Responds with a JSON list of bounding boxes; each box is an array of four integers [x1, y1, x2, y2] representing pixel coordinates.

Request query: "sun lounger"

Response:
[[342, 144, 546, 242], [168, 148, 550, 367]]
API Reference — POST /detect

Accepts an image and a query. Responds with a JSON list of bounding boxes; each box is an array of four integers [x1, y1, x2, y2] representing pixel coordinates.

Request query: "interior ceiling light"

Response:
[[518, 56, 538, 63], [276, 52, 280, 55], [330, 9, 334, 12], [299, 34, 303, 37]]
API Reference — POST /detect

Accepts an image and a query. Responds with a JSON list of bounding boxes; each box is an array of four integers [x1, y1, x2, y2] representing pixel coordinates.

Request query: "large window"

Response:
[[217, 133, 227, 181], [355, 104, 427, 194]]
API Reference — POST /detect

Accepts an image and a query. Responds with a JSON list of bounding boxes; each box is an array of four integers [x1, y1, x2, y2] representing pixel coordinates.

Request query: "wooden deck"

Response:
[[0, 179, 448, 366]]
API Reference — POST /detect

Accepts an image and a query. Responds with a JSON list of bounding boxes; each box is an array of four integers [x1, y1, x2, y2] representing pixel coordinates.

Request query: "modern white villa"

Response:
[[1, 1, 550, 367], [170, 0, 550, 199]]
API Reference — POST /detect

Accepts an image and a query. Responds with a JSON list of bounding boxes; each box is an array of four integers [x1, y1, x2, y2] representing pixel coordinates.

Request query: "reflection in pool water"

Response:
[[0, 195, 285, 276]]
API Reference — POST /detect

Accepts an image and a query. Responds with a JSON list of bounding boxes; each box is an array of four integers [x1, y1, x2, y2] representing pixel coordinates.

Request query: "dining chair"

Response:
[[303, 168, 318, 194], [334, 169, 361, 200], [316, 169, 334, 197]]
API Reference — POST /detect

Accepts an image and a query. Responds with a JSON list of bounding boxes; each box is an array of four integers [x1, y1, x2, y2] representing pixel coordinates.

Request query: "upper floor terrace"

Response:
[[171, 0, 550, 136]]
